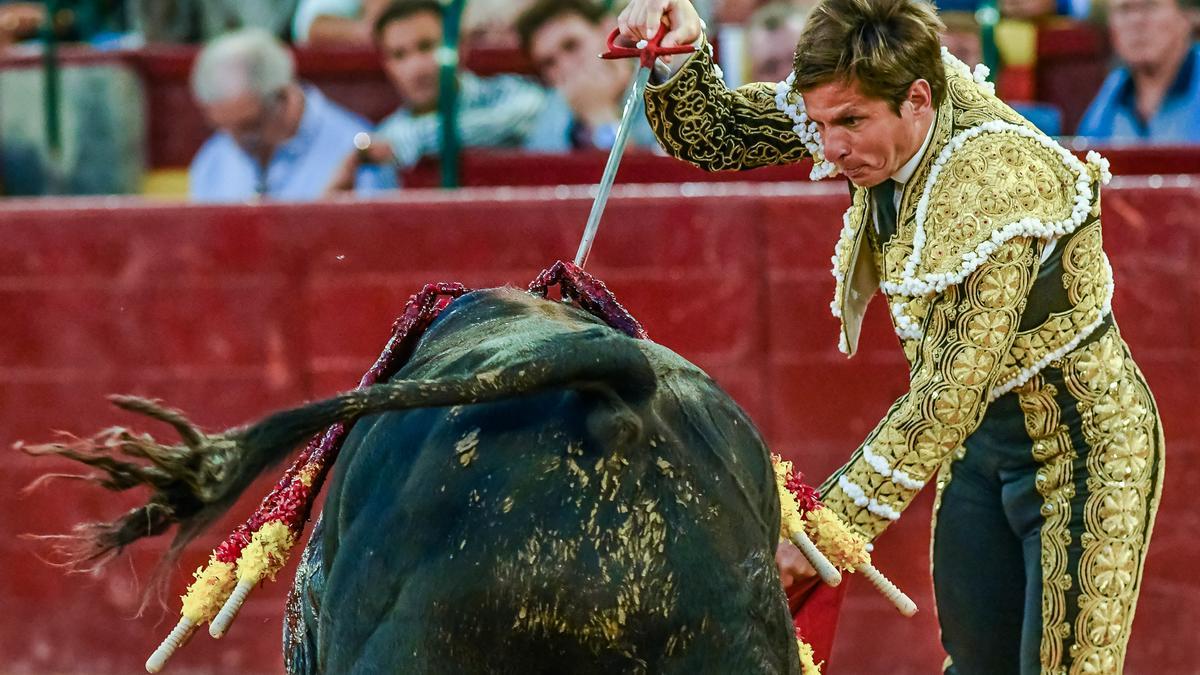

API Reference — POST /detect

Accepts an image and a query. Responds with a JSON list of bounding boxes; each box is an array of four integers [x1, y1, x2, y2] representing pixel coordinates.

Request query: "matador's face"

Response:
[[801, 78, 933, 188]]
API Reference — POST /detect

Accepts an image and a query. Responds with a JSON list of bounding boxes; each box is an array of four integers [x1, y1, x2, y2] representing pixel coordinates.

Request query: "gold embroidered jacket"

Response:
[[644, 42, 1116, 540]]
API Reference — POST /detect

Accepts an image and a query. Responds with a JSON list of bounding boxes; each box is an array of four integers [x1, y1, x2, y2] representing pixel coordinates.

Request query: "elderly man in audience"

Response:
[[327, 0, 547, 190], [189, 29, 393, 202], [1077, 0, 1200, 143], [517, 0, 660, 153]]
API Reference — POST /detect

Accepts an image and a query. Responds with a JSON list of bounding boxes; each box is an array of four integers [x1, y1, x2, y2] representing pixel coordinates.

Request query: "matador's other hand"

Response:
[[617, 0, 703, 49], [777, 538, 820, 597]]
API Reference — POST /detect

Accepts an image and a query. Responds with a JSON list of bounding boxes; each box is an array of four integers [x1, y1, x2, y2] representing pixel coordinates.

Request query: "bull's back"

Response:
[[287, 289, 799, 674]]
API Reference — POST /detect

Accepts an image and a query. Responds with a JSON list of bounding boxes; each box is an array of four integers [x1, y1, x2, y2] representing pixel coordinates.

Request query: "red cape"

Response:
[[789, 577, 850, 671]]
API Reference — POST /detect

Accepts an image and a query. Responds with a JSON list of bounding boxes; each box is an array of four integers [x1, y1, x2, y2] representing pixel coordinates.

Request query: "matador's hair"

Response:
[[791, 0, 946, 113]]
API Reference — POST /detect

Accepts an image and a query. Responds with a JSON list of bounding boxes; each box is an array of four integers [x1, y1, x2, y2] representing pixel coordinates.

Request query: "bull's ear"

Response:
[[583, 388, 647, 449]]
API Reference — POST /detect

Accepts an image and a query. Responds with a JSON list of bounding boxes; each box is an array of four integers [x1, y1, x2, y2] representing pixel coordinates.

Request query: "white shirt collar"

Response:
[[891, 116, 936, 186]]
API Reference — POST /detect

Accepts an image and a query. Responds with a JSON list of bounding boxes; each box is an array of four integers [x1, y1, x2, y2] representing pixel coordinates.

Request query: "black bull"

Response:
[[29, 286, 803, 673], [283, 288, 800, 673]]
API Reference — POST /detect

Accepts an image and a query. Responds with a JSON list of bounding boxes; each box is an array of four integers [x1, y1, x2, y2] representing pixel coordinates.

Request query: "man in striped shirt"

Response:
[[327, 0, 548, 190]]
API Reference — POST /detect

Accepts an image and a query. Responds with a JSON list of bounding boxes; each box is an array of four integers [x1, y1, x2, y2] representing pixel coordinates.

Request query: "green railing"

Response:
[[977, 0, 1001, 83], [41, 0, 62, 193], [438, 0, 465, 188]]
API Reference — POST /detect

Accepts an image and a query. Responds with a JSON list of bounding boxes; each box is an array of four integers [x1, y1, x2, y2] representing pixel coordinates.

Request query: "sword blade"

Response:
[[573, 65, 653, 269]]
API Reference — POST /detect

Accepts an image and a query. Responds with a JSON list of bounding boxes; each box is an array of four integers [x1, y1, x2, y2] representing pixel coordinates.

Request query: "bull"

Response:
[[23, 263, 806, 674]]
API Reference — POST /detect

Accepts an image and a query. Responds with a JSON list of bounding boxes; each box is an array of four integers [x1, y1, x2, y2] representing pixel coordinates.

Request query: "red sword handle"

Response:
[[602, 23, 696, 69]]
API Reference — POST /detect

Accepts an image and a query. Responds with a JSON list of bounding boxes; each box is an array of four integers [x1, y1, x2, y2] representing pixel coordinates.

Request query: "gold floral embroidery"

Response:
[[1098, 430, 1152, 483], [932, 388, 979, 426], [946, 70, 1029, 130], [977, 265, 1025, 308], [884, 241, 913, 280], [1074, 647, 1121, 675], [964, 310, 1014, 349], [643, 40, 808, 172], [947, 345, 998, 386], [821, 238, 1037, 539], [999, 219, 1112, 386], [1017, 374, 1074, 673], [1062, 330, 1165, 674], [1095, 487, 1145, 537], [914, 130, 1074, 279]]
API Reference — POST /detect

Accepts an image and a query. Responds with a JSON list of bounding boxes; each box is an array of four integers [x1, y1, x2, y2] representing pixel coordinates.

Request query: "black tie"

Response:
[[872, 180, 898, 246]]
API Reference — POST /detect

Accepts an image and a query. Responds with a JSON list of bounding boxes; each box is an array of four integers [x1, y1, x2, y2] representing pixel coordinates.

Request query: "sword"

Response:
[[573, 25, 696, 268]]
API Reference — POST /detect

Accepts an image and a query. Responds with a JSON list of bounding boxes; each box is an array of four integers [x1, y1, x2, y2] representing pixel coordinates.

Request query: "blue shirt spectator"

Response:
[[1077, 0, 1199, 144], [1078, 43, 1200, 144], [191, 85, 394, 202]]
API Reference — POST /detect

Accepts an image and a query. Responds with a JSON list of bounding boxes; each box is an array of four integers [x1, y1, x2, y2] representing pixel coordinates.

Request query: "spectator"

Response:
[[745, 2, 809, 83], [517, 0, 660, 152], [328, 0, 547, 188], [1077, 0, 1200, 143], [939, 10, 985, 65], [292, 0, 389, 45], [189, 28, 393, 202]]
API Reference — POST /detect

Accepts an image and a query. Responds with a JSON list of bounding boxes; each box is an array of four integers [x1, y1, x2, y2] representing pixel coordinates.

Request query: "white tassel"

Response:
[[145, 616, 196, 673], [859, 563, 918, 616], [790, 530, 843, 587], [209, 579, 254, 638]]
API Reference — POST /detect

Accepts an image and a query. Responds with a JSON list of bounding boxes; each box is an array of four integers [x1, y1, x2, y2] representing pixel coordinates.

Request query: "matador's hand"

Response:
[[777, 538, 820, 597], [617, 0, 703, 49]]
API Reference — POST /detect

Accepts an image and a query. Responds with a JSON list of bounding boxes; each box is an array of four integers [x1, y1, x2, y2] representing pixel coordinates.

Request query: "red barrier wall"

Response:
[[1, 180, 1197, 673]]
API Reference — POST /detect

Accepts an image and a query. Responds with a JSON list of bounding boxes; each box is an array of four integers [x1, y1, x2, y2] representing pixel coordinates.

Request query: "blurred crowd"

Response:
[[0, 0, 1196, 200]]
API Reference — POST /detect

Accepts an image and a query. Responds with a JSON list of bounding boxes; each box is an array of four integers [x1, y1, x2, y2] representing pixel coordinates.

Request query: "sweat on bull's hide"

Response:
[[21, 261, 882, 675]]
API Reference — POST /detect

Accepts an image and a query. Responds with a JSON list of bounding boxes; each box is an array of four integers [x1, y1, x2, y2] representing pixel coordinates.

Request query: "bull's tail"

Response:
[[237, 329, 656, 493], [18, 328, 656, 569]]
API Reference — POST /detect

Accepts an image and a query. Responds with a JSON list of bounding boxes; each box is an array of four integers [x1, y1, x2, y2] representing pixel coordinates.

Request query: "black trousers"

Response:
[[933, 326, 1164, 674]]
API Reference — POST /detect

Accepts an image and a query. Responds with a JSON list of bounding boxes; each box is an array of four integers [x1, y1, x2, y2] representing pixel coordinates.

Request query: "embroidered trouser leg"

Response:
[[934, 327, 1164, 674]]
